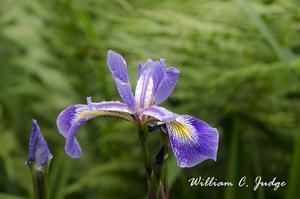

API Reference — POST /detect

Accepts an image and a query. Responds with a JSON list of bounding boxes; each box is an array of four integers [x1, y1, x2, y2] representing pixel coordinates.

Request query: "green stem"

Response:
[[30, 156, 51, 199], [139, 124, 152, 186], [141, 142, 152, 181]]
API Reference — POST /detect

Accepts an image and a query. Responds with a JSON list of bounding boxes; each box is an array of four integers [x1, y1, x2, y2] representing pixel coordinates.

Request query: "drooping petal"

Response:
[[107, 50, 136, 111], [155, 67, 180, 105], [57, 98, 135, 158], [26, 119, 53, 171], [166, 115, 218, 168]]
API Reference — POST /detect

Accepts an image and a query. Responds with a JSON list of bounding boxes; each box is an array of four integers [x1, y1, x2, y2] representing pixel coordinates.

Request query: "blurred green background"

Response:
[[1, 0, 300, 198]]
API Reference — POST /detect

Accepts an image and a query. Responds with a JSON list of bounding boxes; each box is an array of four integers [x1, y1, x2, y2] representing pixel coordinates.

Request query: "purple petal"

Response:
[[135, 58, 179, 108], [155, 66, 180, 105], [151, 59, 166, 101], [107, 50, 136, 111], [26, 119, 53, 171], [87, 96, 96, 112], [143, 105, 184, 123], [57, 104, 88, 158], [136, 61, 142, 82], [65, 117, 87, 158], [57, 99, 133, 158], [166, 115, 218, 168], [135, 59, 155, 108], [135, 59, 167, 108]]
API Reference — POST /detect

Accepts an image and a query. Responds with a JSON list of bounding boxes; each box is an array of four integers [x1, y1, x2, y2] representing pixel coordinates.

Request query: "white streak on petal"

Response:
[[135, 76, 143, 107], [135, 74, 154, 109]]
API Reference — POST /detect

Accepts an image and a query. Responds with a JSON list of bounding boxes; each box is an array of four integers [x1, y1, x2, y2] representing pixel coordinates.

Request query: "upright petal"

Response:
[[166, 115, 218, 168], [136, 59, 170, 108], [26, 119, 53, 171], [107, 50, 136, 111], [135, 58, 179, 108], [155, 67, 180, 105], [57, 98, 135, 158], [151, 59, 166, 103], [136, 61, 142, 82], [135, 59, 154, 109]]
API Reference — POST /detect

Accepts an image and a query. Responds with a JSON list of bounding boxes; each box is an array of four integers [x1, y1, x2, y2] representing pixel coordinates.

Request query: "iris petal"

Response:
[[166, 115, 218, 168], [56, 100, 135, 158], [107, 50, 136, 111], [155, 67, 180, 105], [26, 119, 53, 171], [151, 59, 166, 101], [143, 105, 184, 124], [135, 59, 154, 108], [135, 58, 178, 108]]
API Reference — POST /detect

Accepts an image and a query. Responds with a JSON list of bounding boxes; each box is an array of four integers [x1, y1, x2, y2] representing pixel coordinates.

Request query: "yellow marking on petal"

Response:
[[169, 121, 192, 140], [76, 110, 137, 125], [76, 110, 95, 120]]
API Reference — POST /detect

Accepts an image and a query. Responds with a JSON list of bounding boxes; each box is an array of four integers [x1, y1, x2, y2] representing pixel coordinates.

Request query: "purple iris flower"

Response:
[[25, 119, 53, 171], [57, 50, 218, 167]]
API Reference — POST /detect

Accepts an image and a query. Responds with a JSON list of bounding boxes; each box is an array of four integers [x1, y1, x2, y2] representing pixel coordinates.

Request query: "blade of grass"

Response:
[[168, 156, 182, 189], [286, 118, 300, 199], [250, 132, 264, 199], [224, 117, 239, 199], [49, 150, 64, 196], [54, 157, 73, 199]]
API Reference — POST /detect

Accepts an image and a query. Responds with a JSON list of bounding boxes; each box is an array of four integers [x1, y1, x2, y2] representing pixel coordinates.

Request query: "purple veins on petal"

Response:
[[65, 117, 87, 158], [56, 99, 134, 158], [57, 104, 95, 158], [56, 104, 90, 138], [167, 115, 218, 168], [26, 119, 52, 171]]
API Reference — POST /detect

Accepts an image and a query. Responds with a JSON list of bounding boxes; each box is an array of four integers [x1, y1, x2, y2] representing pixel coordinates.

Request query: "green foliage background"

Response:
[[0, 0, 300, 198]]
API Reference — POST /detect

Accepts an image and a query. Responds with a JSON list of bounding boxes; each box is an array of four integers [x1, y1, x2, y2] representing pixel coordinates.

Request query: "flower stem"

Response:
[[29, 156, 51, 199], [160, 129, 170, 193], [139, 124, 171, 198], [139, 124, 152, 185]]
